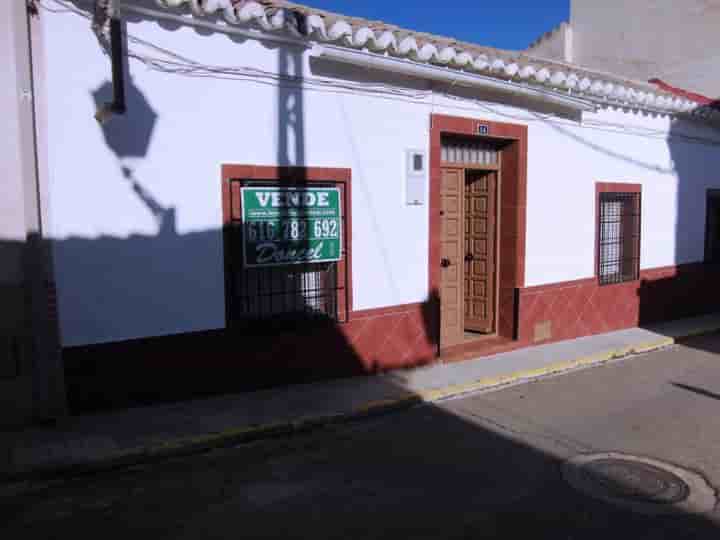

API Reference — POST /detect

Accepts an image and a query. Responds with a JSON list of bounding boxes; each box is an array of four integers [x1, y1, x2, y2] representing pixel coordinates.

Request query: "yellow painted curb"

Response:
[[415, 338, 679, 405], [632, 337, 675, 354]]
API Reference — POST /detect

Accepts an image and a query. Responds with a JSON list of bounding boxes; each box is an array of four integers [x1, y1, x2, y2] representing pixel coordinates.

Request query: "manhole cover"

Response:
[[563, 453, 716, 515], [578, 458, 690, 503]]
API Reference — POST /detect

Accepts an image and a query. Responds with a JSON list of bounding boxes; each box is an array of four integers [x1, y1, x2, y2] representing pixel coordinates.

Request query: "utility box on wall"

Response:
[[405, 149, 427, 206]]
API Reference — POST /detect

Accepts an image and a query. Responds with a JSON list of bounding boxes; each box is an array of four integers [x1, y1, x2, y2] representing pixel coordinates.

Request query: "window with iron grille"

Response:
[[225, 178, 348, 331], [598, 192, 641, 285]]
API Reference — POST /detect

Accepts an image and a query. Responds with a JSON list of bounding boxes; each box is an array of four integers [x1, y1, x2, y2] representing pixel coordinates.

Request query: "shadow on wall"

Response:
[[59, 38, 439, 414], [55, 73, 218, 344], [61, 237, 439, 413], [637, 117, 720, 326]]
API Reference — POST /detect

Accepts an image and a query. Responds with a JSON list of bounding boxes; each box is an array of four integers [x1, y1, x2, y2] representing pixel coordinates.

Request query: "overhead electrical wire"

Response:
[[41, 0, 720, 148]]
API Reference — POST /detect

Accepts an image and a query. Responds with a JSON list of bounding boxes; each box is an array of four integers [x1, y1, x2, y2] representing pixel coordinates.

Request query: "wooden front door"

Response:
[[464, 171, 497, 333], [440, 168, 465, 347]]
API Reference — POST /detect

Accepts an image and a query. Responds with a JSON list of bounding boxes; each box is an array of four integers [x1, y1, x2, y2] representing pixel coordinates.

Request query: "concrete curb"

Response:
[[1, 396, 424, 487], [417, 336, 677, 403], [0, 330, 708, 486]]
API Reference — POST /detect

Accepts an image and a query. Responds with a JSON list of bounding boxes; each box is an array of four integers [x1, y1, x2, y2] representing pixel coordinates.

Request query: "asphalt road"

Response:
[[5, 333, 720, 539]]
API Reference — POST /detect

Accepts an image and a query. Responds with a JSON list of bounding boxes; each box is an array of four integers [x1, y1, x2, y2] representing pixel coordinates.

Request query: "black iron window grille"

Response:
[[598, 192, 641, 285], [233, 262, 338, 324], [225, 179, 347, 331]]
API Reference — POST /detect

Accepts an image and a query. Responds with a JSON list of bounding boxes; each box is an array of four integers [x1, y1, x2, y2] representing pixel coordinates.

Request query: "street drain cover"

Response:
[[563, 453, 716, 515], [576, 458, 690, 503]]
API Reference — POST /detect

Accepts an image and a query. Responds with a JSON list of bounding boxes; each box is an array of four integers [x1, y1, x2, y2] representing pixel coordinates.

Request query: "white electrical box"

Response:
[[405, 149, 426, 206]]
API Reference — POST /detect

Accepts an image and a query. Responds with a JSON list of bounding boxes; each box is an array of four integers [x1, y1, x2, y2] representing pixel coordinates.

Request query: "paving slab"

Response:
[[2, 312, 720, 481]]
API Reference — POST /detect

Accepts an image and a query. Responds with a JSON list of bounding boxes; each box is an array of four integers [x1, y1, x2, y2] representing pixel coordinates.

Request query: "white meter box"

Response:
[[405, 149, 427, 206]]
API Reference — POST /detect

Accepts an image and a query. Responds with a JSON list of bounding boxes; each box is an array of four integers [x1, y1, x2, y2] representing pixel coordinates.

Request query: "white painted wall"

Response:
[[520, 108, 720, 285], [1, 6, 28, 250], [39, 2, 720, 346], [0, 2, 47, 426], [41, 4, 432, 346]]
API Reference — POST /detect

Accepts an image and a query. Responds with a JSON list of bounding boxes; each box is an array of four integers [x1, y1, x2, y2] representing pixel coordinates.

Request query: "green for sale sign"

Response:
[[241, 186, 342, 267]]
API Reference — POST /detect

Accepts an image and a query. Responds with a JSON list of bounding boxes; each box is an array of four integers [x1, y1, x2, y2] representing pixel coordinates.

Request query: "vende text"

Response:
[[256, 192, 330, 208]]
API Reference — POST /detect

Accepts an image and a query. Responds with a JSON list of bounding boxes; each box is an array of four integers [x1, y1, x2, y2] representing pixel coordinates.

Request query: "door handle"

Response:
[[441, 258, 451, 268], [465, 253, 475, 262]]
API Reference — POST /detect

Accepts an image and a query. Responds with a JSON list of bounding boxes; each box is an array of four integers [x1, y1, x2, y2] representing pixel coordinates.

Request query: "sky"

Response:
[[298, 1, 570, 51]]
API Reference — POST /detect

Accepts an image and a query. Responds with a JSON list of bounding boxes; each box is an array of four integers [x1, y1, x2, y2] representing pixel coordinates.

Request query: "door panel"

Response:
[[464, 171, 496, 333], [440, 168, 464, 347]]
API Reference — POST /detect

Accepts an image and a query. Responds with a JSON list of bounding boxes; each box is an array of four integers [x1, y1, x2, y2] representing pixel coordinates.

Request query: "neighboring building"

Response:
[[4, 0, 720, 418], [527, 0, 720, 97]]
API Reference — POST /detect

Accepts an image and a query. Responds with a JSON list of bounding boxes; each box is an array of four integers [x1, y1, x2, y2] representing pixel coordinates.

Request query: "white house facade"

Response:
[[4, 0, 720, 417]]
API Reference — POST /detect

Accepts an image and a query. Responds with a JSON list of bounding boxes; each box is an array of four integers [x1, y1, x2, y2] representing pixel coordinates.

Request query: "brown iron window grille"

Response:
[[598, 192, 641, 285]]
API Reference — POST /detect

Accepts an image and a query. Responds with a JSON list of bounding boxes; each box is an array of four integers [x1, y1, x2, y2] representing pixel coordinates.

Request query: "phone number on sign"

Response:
[[246, 219, 339, 241]]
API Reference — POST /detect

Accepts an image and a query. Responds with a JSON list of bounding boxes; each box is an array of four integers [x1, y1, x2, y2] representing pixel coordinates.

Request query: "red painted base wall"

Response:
[[63, 302, 438, 413], [518, 262, 720, 345], [64, 262, 718, 413], [343, 303, 438, 371]]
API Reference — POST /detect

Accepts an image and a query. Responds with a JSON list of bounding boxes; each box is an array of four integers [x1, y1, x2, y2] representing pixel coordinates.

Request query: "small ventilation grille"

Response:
[[533, 321, 552, 342]]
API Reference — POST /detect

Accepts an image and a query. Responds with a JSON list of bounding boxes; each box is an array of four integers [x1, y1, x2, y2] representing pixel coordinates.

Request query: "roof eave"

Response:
[[313, 44, 597, 114], [150, 0, 716, 121]]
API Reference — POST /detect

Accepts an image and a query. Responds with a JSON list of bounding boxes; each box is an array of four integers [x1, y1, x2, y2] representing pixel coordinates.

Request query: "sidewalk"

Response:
[[3, 313, 720, 482]]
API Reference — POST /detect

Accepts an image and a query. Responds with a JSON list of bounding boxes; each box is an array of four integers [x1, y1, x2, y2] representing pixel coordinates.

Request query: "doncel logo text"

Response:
[[255, 241, 325, 264]]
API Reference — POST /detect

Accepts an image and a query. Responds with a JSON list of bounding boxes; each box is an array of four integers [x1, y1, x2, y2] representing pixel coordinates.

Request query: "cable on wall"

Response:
[[40, 0, 720, 149]]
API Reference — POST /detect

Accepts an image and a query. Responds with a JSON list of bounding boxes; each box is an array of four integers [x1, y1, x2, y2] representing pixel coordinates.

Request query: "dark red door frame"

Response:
[[429, 114, 528, 349]]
